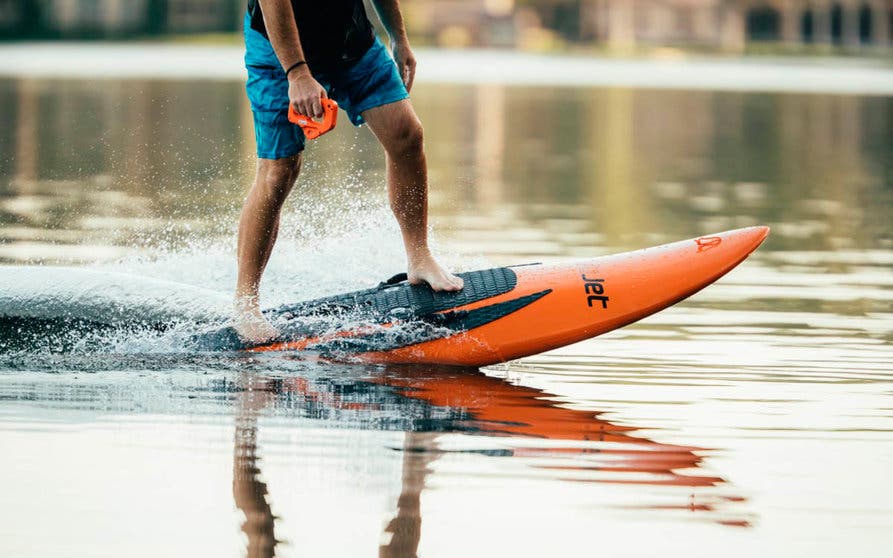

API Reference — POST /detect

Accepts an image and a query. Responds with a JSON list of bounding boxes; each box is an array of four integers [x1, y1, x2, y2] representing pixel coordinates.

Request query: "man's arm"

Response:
[[258, 0, 327, 118], [370, 0, 417, 92]]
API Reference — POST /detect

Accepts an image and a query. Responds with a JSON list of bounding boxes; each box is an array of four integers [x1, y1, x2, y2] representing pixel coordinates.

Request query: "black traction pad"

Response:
[[194, 266, 551, 354], [268, 266, 518, 323]]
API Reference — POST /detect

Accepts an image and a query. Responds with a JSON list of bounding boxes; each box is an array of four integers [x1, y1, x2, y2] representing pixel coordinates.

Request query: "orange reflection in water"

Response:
[[370, 367, 726, 488], [232, 364, 747, 557]]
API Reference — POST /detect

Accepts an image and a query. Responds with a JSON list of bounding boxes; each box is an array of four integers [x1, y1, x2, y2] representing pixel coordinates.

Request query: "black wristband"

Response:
[[285, 60, 307, 77]]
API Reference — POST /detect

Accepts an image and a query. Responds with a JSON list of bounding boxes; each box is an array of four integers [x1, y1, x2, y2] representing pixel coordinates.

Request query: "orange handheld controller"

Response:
[[288, 98, 338, 140]]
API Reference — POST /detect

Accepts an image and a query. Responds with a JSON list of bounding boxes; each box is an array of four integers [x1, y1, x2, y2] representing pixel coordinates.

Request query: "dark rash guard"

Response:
[[246, 0, 376, 72]]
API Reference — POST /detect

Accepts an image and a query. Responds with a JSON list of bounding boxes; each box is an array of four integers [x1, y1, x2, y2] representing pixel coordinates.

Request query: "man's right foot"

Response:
[[233, 297, 280, 344], [407, 252, 464, 292]]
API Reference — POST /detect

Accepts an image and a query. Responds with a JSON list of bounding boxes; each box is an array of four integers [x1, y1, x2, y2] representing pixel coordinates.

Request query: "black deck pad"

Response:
[[193, 266, 550, 354], [269, 266, 518, 322]]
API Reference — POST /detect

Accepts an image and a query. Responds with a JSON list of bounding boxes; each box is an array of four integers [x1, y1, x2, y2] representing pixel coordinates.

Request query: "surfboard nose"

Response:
[[685, 227, 769, 275], [748, 225, 771, 246], [719, 225, 770, 255]]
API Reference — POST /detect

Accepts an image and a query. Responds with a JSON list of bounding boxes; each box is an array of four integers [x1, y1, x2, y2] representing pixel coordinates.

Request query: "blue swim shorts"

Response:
[[243, 13, 410, 160]]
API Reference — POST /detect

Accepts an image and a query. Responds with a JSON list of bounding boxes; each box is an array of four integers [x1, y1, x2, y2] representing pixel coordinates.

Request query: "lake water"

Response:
[[0, 65, 891, 557]]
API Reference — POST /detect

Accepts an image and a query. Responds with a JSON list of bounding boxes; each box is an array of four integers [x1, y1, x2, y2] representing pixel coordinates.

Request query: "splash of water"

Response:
[[0, 194, 469, 360]]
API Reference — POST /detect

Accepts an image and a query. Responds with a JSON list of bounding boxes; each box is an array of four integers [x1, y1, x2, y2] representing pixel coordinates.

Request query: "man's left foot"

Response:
[[408, 253, 464, 292], [233, 296, 280, 344]]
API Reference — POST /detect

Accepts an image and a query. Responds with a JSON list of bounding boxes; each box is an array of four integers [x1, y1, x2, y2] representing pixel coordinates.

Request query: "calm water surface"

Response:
[[0, 74, 891, 557]]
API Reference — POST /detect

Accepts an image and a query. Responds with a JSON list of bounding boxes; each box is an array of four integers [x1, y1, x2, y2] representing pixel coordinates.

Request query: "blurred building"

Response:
[[407, 0, 891, 50], [0, 0, 243, 38], [577, 0, 892, 49], [0, 0, 889, 50]]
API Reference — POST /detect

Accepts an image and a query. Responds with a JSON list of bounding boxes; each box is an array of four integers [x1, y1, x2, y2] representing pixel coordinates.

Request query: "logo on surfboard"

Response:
[[582, 274, 608, 309]]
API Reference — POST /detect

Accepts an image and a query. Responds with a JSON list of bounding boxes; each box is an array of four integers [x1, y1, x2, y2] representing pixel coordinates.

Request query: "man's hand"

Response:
[[392, 39, 417, 92], [288, 66, 327, 118]]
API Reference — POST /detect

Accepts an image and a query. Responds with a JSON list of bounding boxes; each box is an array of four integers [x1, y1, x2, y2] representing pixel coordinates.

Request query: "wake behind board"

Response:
[[206, 227, 769, 366]]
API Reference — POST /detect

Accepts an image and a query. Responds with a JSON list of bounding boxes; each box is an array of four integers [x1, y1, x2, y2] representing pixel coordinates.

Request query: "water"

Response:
[[1, 65, 892, 557]]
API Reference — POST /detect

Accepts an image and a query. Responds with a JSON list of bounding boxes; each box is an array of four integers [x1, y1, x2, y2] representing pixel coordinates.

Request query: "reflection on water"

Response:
[[227, 364, 747, 558], [0, 74, 891, 557], [0, 360, 749, 558], [1, 78, 891, 260]]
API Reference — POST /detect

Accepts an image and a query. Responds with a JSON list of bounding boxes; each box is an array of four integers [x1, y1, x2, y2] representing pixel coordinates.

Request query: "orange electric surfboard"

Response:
[[203, 227, 768, 365]]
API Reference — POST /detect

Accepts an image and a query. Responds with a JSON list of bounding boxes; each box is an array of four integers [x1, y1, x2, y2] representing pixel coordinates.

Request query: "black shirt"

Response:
[[247, 0, 376, 72]]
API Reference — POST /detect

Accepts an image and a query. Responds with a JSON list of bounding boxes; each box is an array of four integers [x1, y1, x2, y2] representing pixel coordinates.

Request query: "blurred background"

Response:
[[1, 0, 891, 53], [0, 1, 891, 265]]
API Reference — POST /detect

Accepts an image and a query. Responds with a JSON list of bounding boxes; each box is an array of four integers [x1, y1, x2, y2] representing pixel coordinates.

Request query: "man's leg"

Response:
[[361, 100, 463, 292], [234, 154, 302, 342]]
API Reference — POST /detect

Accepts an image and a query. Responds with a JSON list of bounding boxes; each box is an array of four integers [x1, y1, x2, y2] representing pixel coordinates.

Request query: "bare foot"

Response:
[[407, 253, 464, 292], [233, 297, 280, 344]]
